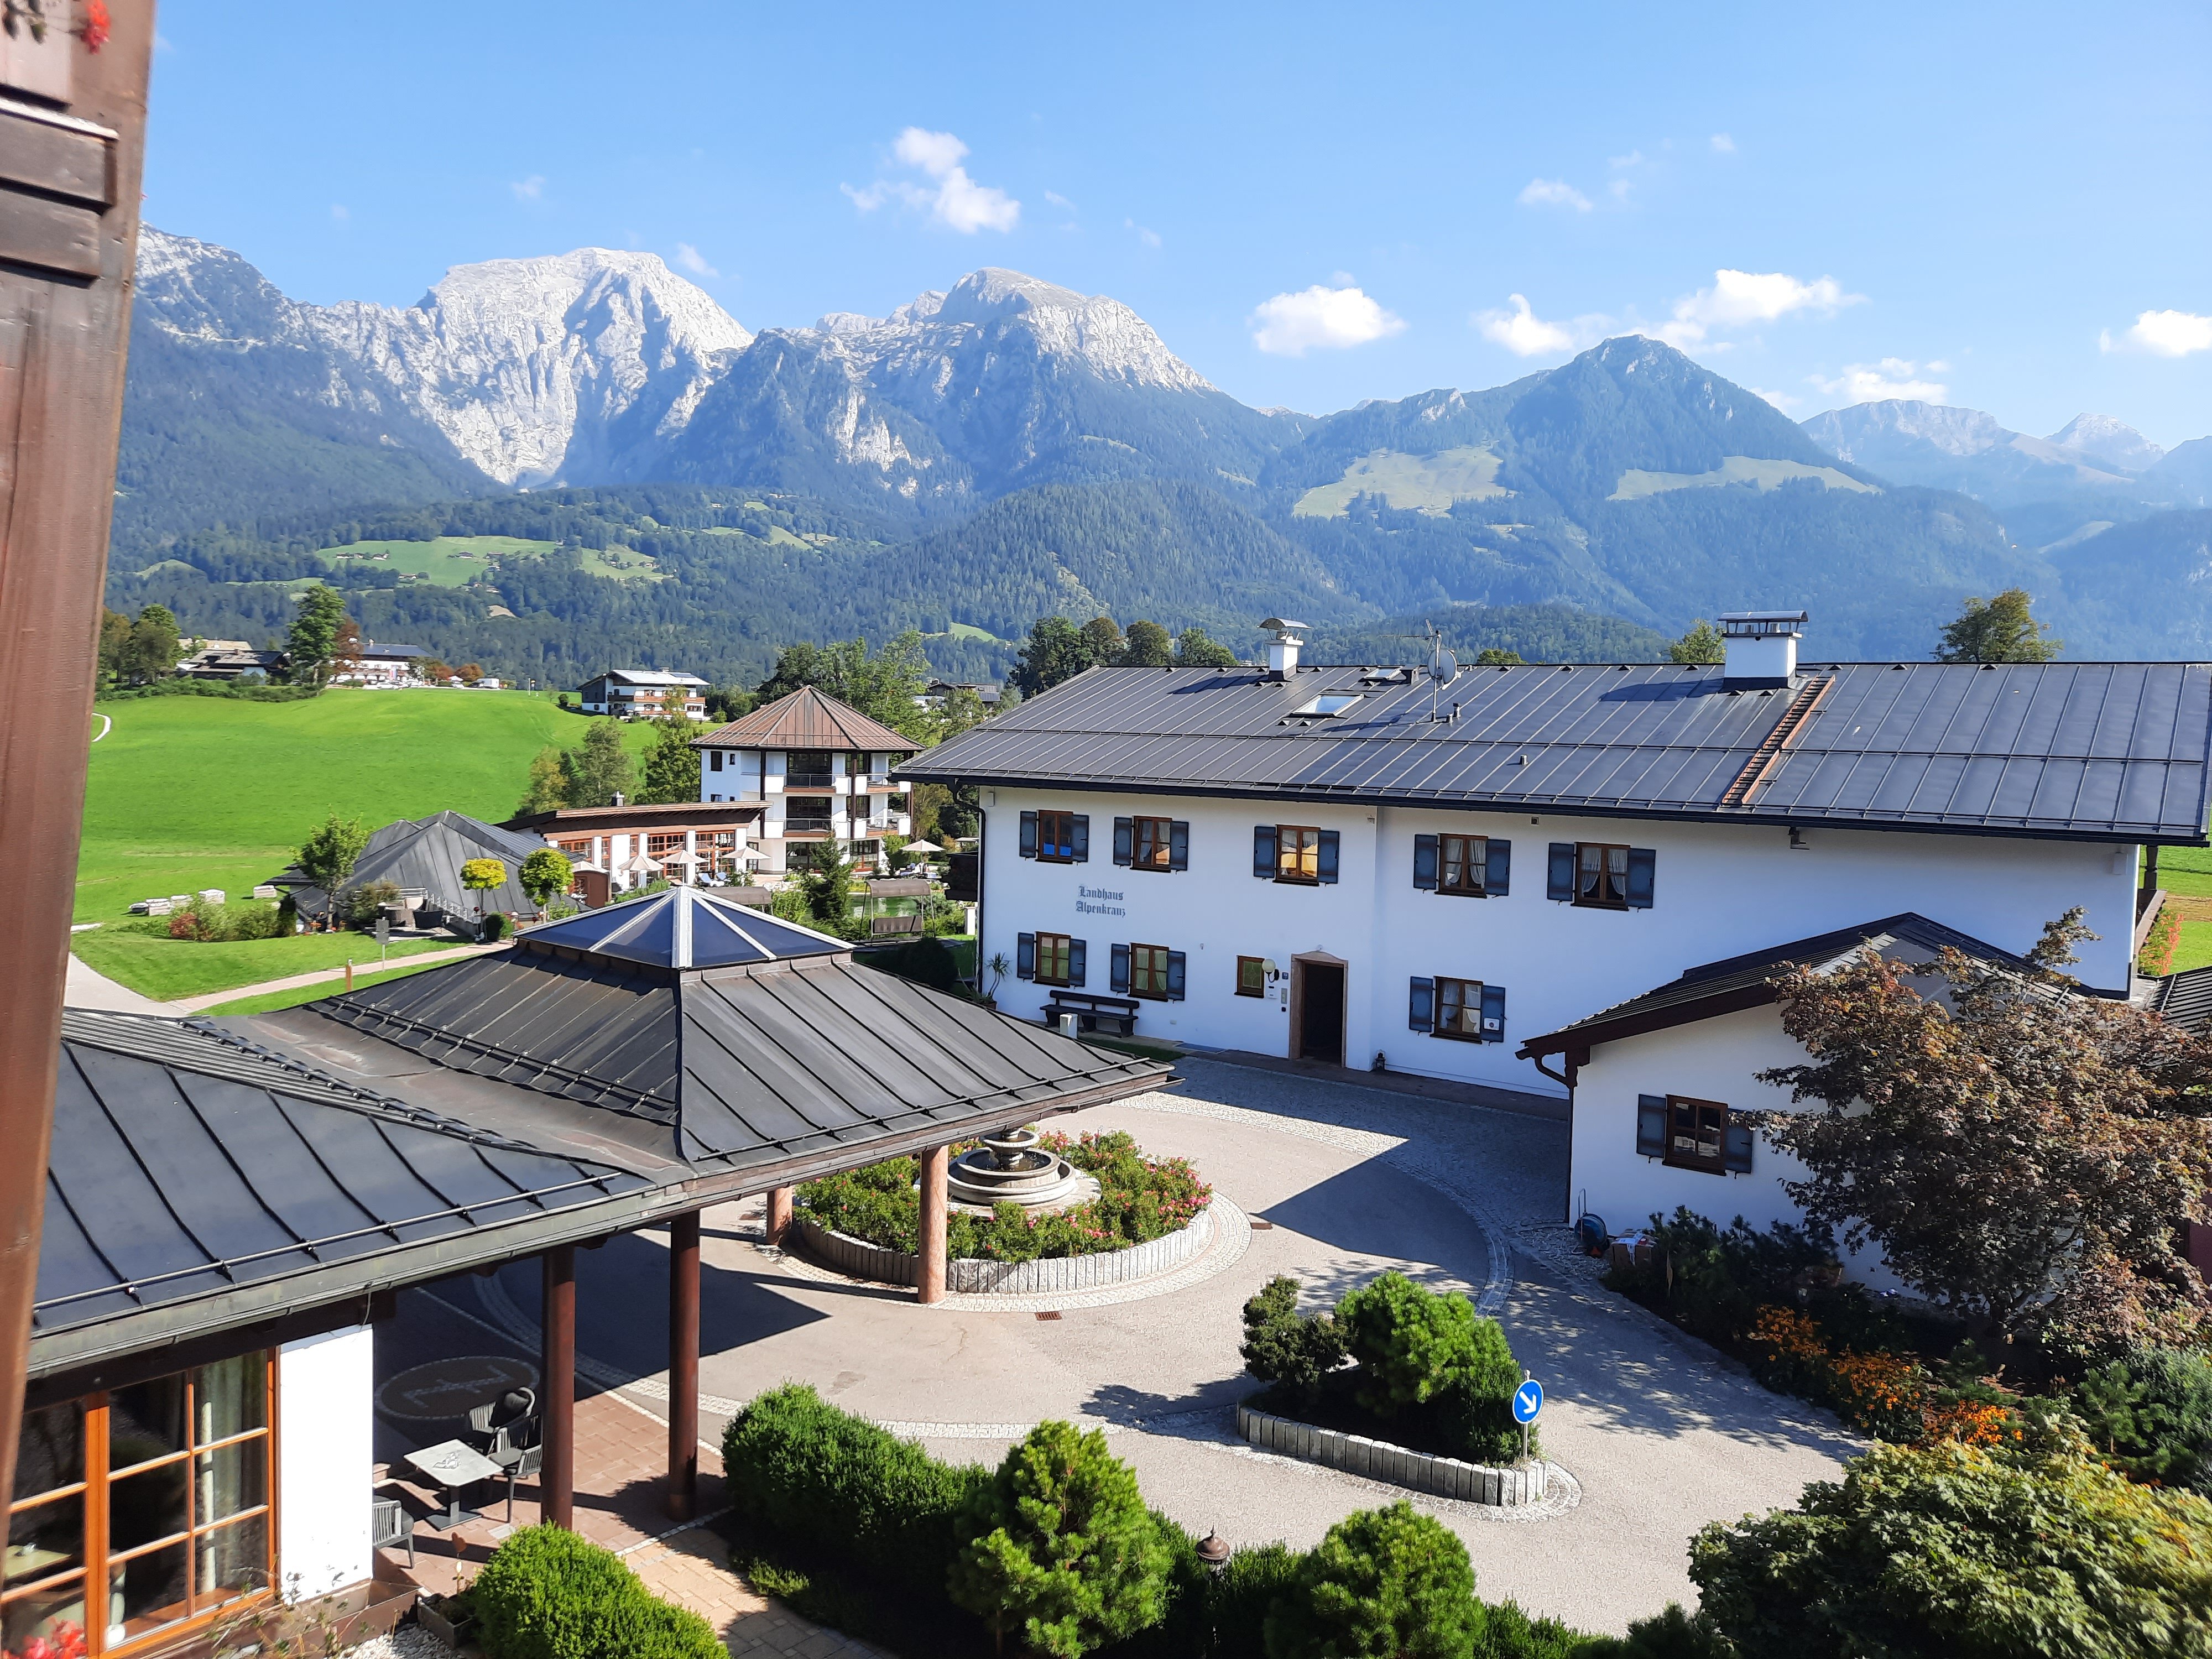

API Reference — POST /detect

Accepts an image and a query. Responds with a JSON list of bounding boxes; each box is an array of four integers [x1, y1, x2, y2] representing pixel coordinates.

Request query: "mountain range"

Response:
[[110, 228, 2212, 681]]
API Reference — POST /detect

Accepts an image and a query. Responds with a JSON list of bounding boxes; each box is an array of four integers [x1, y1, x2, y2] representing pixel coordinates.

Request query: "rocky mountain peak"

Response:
[[2048, 412, 2164, 474]]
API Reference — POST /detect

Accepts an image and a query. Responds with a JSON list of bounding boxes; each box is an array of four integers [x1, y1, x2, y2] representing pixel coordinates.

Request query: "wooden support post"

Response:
[[666, 1209, 701, 1521], [916, 1146, 950, 1306], [541, 1244, 576, 1529], [764, 1186, 795, 1246]]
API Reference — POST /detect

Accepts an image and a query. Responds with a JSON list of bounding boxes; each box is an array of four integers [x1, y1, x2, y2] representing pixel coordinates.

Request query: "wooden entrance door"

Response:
[[1291, 957, 1346, 1065]]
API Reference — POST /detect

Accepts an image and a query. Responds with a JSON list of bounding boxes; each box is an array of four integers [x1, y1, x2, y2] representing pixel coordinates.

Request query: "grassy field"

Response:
[[1607, 455, 1879, 502], [1293, 446, 1506, 519], [75, 928, 458, 1003], [200, 953, 462, 1016], [322, 535, 665, 587], [74, 688, 656, 992]]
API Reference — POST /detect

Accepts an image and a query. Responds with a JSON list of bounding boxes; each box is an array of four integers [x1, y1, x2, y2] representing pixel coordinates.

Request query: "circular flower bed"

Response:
[[798, 1129, 1208, 1263]]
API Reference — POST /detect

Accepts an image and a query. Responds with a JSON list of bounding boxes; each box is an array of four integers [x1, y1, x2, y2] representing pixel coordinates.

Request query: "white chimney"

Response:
[[1719, 611, 1806, 690], [1261, 617, 1309, 680]]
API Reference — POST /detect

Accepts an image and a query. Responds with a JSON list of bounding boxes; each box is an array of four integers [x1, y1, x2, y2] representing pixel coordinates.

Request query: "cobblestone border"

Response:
[[787, 1204, 1214, 1295], [1235, 1403, 1548, 1506]]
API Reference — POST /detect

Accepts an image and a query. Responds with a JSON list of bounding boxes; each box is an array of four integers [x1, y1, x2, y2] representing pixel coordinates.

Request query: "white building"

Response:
[[692, 687, 914, 875], [576, 668, 709, 721], [905, 614, 2206, 1118]]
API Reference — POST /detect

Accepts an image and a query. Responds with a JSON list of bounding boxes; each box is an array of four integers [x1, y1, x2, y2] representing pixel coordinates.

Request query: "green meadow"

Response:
[[322, 535, 666, 587]]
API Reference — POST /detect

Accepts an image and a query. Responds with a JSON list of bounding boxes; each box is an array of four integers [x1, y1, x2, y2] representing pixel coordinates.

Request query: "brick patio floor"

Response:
[[375, 1390, 885, 1657]]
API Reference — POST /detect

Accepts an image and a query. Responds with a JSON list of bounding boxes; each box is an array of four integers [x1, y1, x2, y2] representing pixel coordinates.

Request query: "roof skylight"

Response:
[[1293, 693, 1363, 717]]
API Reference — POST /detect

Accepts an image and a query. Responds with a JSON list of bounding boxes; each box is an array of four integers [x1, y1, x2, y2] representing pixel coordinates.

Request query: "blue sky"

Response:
[[145, 1, 2211, 444]]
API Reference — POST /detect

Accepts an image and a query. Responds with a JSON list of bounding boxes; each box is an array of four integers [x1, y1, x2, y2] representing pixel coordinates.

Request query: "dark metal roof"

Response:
[[519, 886, 847, 970], [34, 1011, 648, 1371], [2152, 966, 2212, 1034], [272, 810, 551, 916], [1517, 912, 2042, 1057], [695, 685, 914, 753], [901, 660, 2212, 843]]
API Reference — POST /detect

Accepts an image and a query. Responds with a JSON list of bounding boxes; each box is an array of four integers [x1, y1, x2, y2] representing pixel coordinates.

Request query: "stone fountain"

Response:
[[946, 1127, 1100, 1216]]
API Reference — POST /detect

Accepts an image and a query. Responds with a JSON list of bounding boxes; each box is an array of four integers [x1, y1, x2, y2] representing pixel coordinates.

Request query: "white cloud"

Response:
[[511, 175, 546, 203], [1609, 150, 1644, 169], [1609, 178, 1632, 202], [844, 127, 1020, 234], [2100, 309, 2212, 357], [673, 243, 718, 278], [1249, 285, 1407, 357], [1122, 217, 1161, 248], [1044, 190, 1074, 209], [1656, 268, 1862, 347], [1518, 178, 1593, 212], [1473, 294, 1613, 358], [1808, 358, 1948, 403], [330, 204, 349, 223], [1710, 133, 1735, 153], [1747, 386, 1802, 413]]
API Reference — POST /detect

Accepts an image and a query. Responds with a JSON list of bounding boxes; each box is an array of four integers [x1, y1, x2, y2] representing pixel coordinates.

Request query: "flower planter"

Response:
[[790, 1204, 1214, 1295], [1236, 1402, 1549, 1507], [415, 1597, 475, 1651]]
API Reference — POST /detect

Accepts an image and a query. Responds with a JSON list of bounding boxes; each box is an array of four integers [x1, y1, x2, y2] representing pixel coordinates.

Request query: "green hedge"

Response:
[[101, 677, 317, 702], [472, 1525, 722, 1659]]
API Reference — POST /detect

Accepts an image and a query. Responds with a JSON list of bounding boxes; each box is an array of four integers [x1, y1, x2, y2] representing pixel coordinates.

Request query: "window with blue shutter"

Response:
[[1169, 821, 1189, 870], [1316, 830, 1340, 884], [1407, 977, 1435, 1032], [1626, 847, 1656, 909], [1068, 938, 1088, 988], [1110, 943, 1130, 994], [1547, 842, 1575, 901], [1253, 825, 1277, 878], [1020, 811, 1039, 859], [1070, 815, 1090, 863], [1413, 834, 1439, 890], [1636, 1095, 1667, 1158], [1486, 839, 1511, 895], [1724, 1123, 1754, 1174], [1017, 932, 1036, 978], [1480, 984, 1507, 1043], [1113, 817, 1134, 865], [1166, 951, 1187, 1000]]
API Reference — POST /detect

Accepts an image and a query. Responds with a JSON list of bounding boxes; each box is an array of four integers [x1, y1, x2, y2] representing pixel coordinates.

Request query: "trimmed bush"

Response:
[[1690, 1438, 2212, 1658], [720, 1384, 988, 1606], [1264, 1503, 1478, 1659], [950, 1420, 1172, 1657], [1572, 1604, 1731, 1658], [472, 1525, 720, 1659], [1212, 1543, 1304, 1659], [1241, 1276, 1347, 1392]]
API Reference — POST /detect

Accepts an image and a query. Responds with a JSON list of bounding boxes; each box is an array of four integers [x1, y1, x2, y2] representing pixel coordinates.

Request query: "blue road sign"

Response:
[[1512, 1379, 1544, 1424]]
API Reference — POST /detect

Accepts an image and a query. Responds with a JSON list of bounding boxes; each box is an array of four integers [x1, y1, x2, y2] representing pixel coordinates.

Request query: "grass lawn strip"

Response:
[[200, 954, 461, 1016], [72, 927, 459, 1002]]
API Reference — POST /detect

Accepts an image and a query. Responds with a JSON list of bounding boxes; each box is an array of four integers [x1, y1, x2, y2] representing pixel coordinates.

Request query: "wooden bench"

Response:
[[1044, 991, 1141, 1039]]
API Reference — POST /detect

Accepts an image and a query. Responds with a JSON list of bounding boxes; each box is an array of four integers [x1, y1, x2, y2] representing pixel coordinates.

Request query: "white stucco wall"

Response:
[[977, 786, 2137, 1097], [278, 1325, 374, 1599], [1569, 1005, 1905, 1288]]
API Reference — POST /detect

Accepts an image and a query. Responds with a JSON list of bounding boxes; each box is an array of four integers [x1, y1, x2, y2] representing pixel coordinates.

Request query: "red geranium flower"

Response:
[[74, 1, 108, 51]]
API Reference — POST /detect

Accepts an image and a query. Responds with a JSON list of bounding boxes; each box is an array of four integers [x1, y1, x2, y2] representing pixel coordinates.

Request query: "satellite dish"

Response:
[[1428, 644, 1458, 682]]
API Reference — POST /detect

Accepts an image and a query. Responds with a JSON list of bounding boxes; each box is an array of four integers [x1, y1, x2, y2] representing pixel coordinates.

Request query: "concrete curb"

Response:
[[790, 1204, 1215, 1295], [1235, 1402, 1548, 1506]]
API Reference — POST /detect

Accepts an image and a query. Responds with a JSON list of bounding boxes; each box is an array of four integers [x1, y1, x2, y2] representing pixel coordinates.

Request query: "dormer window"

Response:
[[1292, 693, 1361, 718]]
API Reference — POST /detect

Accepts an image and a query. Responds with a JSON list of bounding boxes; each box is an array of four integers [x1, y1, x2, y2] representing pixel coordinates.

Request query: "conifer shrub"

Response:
[[1262, 1503, 1477, 1659], [471, 1525, 721, 1659], [2072, 1345, 2212, 1494]]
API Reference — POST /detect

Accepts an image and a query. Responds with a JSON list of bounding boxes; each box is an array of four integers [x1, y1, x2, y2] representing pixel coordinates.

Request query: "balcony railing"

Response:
[[782, 773, 835, 790]]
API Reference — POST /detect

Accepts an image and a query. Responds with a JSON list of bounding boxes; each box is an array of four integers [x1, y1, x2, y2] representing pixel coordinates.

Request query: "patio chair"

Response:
[[371, 1496, 416, 1568], [501, 1442, 544, 1523], [463, 1389, 539, 1458]]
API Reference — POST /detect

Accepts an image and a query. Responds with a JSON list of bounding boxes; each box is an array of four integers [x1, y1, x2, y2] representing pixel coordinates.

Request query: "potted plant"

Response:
[[415, 1583, 477, 1650]]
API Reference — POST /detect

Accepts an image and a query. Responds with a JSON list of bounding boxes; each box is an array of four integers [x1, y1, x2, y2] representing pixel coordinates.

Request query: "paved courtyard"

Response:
[[386, 1057, 1859, 1637]]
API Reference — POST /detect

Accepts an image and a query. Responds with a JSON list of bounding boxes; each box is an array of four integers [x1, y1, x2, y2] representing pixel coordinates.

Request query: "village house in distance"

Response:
[[574, 667, 709, 720], [904, 611, 2212, 1263], [689, 686, 914, 876]]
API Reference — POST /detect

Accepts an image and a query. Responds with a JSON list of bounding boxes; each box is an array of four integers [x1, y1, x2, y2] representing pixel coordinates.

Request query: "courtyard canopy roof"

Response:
[[270, 809, 550, 918], [900, 660, 2212, 843], [33, 889, 1172, 1379]]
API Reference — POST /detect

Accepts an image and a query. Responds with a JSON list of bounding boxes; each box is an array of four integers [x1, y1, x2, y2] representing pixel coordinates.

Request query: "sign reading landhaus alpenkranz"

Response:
[[1077, 885, 1126, 917]]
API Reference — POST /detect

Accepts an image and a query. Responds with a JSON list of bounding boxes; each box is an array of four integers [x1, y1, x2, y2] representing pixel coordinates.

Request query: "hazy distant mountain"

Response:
[[2048, 412, 2164, 474], [1798, 399, 2138, 505], [2143, 439, 2212, 509]]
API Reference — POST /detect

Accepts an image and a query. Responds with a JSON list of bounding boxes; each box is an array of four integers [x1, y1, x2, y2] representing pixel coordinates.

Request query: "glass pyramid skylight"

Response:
[[520, 886, 849, 971]]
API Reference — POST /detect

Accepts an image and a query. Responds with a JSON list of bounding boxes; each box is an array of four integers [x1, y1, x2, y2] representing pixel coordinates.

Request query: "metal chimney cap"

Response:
[[1718, 611, 1808, 636], [1260, 617, 1311, 636]]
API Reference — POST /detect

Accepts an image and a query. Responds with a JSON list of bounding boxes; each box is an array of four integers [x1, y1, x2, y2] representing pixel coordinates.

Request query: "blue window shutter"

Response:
[[1317, 830, 1340, 884], [1408, 977, 1435, 1032], [1253, 825, 1276, 878], [1480, 983, 1507, 1043], [1071, 815, 1090, 863], [1020, 811, 1039, 859], [1626, 847, 1656, 908], [1110, 943, 1130, 994], [1547, 842, 1575, 901], [1413, 834, 1438, 890], [1166, 951, 1187, 1000], [1169, 821, 1189, 870], [1017, 933, 1036, 979], [1113, 817, 1134, 866], [1069, 938, 1087, 988], [1724, 1121, 1755, 1174], [1637, 1095, 1667, 1157], [1486, 839, 1511, 895]]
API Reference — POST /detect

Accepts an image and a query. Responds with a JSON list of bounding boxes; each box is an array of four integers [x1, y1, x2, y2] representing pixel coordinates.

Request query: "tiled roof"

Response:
[[695, 685, 913, 753], [900, 660, 2212, 843]]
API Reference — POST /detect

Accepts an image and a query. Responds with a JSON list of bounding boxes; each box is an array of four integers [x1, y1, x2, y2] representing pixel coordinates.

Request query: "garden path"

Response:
[[60, 937, 505, 1015], [444, 1058, 1860, 1637]]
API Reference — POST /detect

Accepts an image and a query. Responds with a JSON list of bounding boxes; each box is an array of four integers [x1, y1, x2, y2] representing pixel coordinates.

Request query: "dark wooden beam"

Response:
[[666, 1209, 700, 1521], [541, 1245, 576, 1528], [0, 6, 159, 1513]]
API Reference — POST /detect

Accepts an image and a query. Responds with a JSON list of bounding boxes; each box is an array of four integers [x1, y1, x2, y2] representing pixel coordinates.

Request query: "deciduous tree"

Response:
[[518, 848, 573, 912], [1756, 912, 2212, 1348], [1172, 627, 1240, 670], [638, 716, 702, 805], [755, 631, 937, 741], [295, 812, 371, 924], [516, 746, 568, 815], [1668, 620, 1725, 664], [1121, 619, 1175, 667], [562, 721, 635, 808], [121, 604, 181, 686], [1936, 587, 2060, 662], [1010, 617, 1095, 698], [1079, 615, 1126, 667]]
